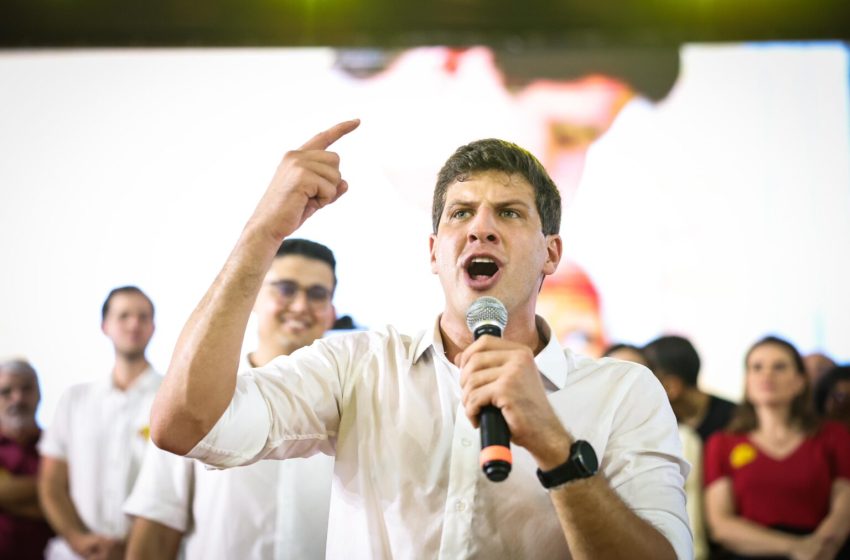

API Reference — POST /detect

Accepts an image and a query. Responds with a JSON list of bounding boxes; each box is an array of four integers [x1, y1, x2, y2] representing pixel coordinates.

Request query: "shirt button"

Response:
[[456, 501, 466, 512], [461, 438, 471, 447]]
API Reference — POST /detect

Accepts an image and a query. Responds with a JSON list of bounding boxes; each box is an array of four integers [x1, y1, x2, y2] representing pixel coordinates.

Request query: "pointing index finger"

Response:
[[300, 119, 361, 150]]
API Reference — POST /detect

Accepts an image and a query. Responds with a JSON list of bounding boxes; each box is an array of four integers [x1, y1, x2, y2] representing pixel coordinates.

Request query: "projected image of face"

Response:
[[344, 46, 635, 354]]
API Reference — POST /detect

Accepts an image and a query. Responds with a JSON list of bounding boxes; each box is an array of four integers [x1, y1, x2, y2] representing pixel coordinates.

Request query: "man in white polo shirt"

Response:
[[124, 239, 338, 559], [149, 121, 692, 558], [38, 286, 160, 560]]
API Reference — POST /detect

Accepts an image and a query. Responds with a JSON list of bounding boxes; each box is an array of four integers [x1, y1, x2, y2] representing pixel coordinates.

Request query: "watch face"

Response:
[[573, 440, 598, 476], [537, 439, 599, 489]]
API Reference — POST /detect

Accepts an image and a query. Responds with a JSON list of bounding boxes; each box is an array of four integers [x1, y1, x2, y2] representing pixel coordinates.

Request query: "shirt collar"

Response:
[[105, 365, 158, 394], [413, 315, 568, 390]]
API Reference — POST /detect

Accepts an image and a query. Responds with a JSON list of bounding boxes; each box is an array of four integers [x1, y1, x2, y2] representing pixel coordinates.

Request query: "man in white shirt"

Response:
[[123, 238, 337, 559], [38, 286, 160, 560], [150, 120, 692, 558]]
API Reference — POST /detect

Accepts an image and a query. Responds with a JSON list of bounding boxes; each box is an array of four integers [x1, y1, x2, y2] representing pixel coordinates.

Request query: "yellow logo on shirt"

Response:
[[138, 425, 151, 441], [730, 442, 757, 469]]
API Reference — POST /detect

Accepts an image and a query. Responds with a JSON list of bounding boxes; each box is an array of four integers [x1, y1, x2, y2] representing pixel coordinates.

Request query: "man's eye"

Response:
[[500, 209, 520, 218], [451, 210, 471, 220]]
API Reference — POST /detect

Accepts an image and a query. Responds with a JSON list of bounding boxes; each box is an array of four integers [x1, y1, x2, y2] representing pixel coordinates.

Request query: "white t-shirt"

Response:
[[124, 356, 333, 560], [189, 317, 693, 559], [38, 368, 161, 559]]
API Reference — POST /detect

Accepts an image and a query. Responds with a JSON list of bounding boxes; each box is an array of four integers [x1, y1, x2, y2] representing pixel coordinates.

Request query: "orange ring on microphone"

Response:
[[479, 445, 513, 467]]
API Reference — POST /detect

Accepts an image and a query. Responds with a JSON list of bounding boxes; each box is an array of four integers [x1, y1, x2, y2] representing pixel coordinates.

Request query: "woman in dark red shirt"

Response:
[[704, 336, 850, 560]]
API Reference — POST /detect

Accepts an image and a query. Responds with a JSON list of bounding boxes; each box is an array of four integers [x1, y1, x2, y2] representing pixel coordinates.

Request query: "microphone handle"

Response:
[[472, 324, 512, 482]]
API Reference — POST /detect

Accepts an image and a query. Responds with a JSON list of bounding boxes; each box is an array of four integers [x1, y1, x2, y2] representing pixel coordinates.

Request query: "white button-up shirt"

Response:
[[39, 368, 161, 558], [124, 356, 333, 559], [189, 318, 692, 559]]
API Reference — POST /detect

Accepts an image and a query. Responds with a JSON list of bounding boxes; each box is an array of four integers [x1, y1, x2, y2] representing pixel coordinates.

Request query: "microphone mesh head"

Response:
[[466, 296, 508, 333]]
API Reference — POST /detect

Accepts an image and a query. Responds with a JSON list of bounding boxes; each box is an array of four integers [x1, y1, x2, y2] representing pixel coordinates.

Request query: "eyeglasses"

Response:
[[266, 280, 332, 304]]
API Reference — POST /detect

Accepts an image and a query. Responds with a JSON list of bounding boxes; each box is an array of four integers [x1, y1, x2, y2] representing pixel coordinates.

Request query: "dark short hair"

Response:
[[603, 343, 646, 359], [643, 335, 701, 387], [276, 238, 337, 288], [432, 139, 561, 235], [101, 286, 154, 321]]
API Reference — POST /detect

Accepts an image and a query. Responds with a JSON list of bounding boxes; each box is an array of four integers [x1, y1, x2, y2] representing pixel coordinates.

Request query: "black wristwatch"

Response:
[[536, 439, 598, 489]]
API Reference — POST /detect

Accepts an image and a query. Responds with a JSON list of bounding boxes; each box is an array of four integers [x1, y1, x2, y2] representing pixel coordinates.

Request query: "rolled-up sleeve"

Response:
[[603, 368, 694, 560], [186, 337, 346, 469], [124, 442, 194, 531]]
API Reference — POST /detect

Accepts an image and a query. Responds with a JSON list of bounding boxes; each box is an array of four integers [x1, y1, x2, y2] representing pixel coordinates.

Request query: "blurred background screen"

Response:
[[1, 3, 848, 424]]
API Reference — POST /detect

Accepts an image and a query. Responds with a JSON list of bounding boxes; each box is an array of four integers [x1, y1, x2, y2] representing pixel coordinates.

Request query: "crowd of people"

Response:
[[605, 336, 850, 560], [1, 121, 849, 559]]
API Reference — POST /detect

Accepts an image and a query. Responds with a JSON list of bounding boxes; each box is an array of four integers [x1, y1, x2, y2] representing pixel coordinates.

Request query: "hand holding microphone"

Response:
[[461, 296, 575, 483]]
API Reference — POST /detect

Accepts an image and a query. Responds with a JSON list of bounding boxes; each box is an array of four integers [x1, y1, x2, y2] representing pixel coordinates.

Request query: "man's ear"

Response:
[[542, 235, 563, 276], [429, 234, 438, 274], [326, 305, 338, 331]]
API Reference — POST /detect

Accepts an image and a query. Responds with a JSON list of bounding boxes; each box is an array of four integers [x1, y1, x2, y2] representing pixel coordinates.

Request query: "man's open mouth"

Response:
[[467, 257, 499, 279]]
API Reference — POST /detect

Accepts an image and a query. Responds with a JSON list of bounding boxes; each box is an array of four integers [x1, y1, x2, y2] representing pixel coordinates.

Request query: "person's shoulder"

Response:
[[316, 323, 428, 357], [815, 420, 850, 443], [705, 429, 743, 451], [138, 367, 164, 389], [56, 379, 103, 404], [570, 352, 656, 384], [564, 352, 662, 401], [710, 394, 737, 410]]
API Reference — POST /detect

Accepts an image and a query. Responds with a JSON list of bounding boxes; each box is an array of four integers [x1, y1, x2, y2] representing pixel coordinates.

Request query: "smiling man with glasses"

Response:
[[253, 239, 338, 364], [124, 238, 338, 560]]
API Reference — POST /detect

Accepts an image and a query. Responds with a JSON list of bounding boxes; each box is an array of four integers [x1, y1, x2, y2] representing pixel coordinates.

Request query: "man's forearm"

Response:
[[550, 475, 677, 560], [126, 518, 183, 560], [38, 465, 89, 540], [150, 226, 280, 455], [814, 479, 850, 548]]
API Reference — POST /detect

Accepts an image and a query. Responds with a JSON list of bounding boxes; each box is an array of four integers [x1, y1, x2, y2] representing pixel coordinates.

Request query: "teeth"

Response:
[[471, 257, 495, 263]]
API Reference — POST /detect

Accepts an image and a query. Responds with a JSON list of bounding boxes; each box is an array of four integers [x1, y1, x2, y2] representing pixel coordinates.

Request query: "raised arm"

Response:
[[150, 119, 360, 455]]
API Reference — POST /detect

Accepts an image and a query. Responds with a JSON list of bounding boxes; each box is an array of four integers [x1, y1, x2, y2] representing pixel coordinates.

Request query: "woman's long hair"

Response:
[[726, 336, 820, 434]]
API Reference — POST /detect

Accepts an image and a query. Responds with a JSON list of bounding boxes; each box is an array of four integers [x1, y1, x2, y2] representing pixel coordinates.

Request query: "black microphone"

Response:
[[466, 296, 511, 482]]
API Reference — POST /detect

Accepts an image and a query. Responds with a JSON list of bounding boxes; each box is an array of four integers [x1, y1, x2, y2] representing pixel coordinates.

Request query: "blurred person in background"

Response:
[[124, 239, 337, 560], [644, 335, 736, 442], [704, 336, 850, 560], [814, 366, 850, 431], [38, 286, 161, 560], [805, 353, 838, 397], [0, 359, 53, 559]]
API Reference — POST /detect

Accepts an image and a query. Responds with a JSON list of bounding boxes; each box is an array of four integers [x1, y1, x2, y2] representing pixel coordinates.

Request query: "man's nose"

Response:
[[287, 288, 311, 312], [467, 209, 500, 243]]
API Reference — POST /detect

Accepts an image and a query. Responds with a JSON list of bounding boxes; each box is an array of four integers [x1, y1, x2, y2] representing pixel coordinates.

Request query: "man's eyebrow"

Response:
[[444, 199, 474, 210], [494, 198, 533, 209], [445, 198, 532, 209]]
